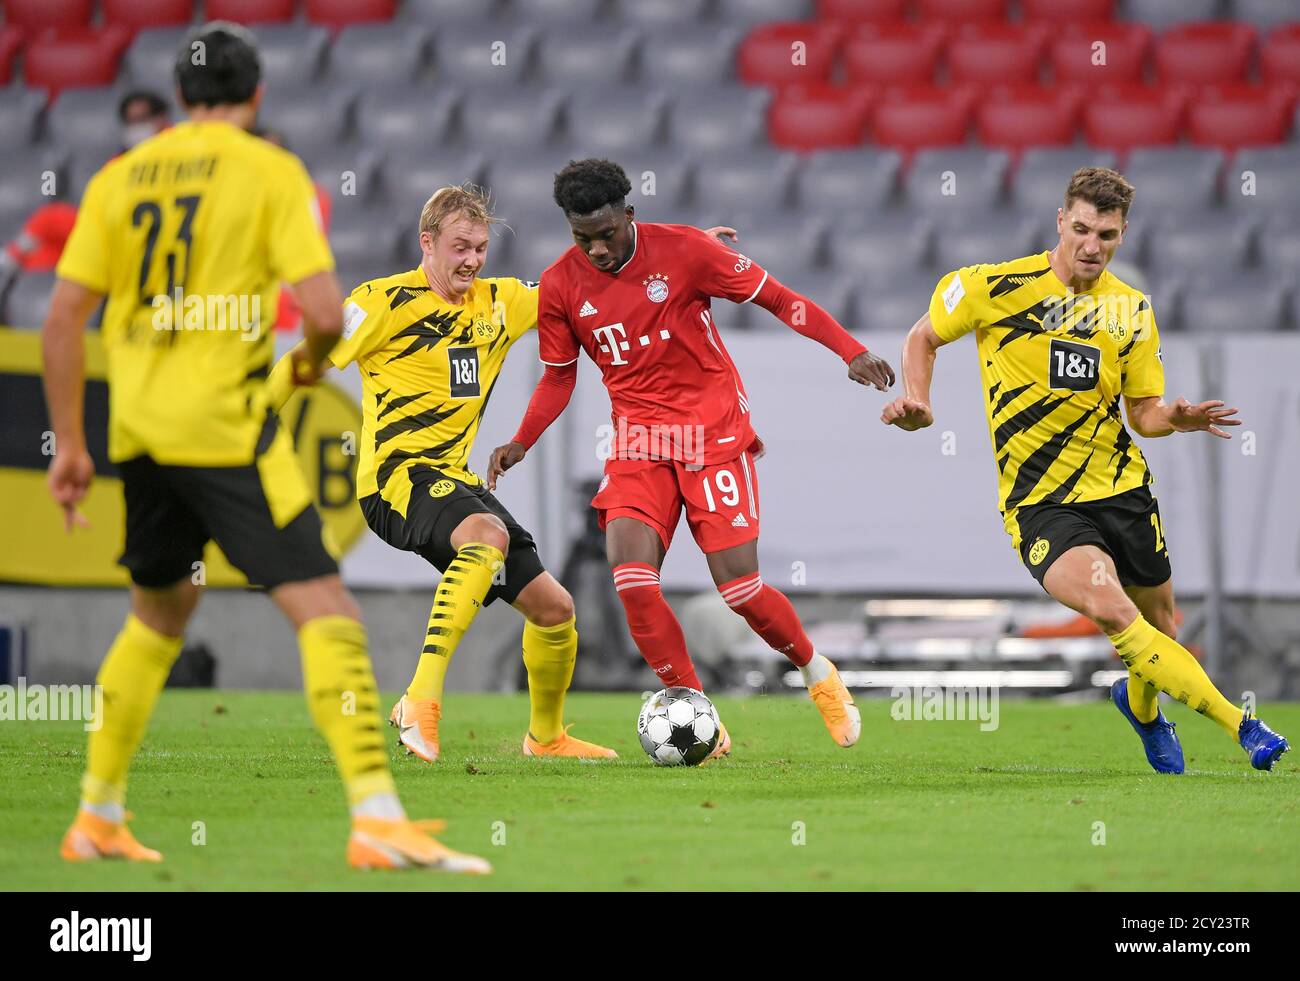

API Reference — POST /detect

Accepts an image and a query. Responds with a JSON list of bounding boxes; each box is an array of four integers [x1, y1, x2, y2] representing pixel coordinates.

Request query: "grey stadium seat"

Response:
[[429, 24, 537, 88], [326, 23, 432, 87], [328, 211, 405, 270], [613, 149, 697, 213], [3, 89, 46, 146], [482, 153, 583, 234], [1120, 0, 1221, 30], [1230, 0, 1300, 30], [1141, 273, 1183, 332], [3, 272, 56, 329], [560, 90, 669, 157], [0, 149, 66, 218], [1227, 147, 1300, 218], [521, 0, 608, 23], [64, 144, 121, 203], [664, 86, 772, 152], [1259, 216, 1300, 277], [1012, 148, 1120, 212], [507, 224, 582, 283], [258, 84, 357, 159], [1178, 276, 1291, 333], [533, 26, 642, 87], [640, 31, 744, 88], [715, 0, 815, 25], [122, 29, 189, 98], [767, 269, 859, 327], [456, 90, 565, 150], [252, 25, 331, 89], [1143, 213, 1256, 277], [855, 273, 941, 334], [303, 145, 385, 204], [692, 148, 799, 211], [352, 85, 460, 151], [381, 150, 488, 222], [828, 213, 935, 285], [795, 149, 902, 211], [399, 0, 503, 22], [931, 214, 1041, 272], [905, 148, 1012, 214], [1122, 147, 1224, 216], [611, 0, 712, 29], [694, 208, 827, 275], [44, 87, 128, 151]]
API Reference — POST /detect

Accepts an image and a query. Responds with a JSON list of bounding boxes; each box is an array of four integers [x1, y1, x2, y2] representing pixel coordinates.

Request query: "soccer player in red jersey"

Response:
[[488, 159, 895, 756]]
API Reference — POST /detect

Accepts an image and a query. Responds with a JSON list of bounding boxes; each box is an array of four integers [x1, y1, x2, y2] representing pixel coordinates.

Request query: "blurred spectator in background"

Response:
[[0, 202, 79, 294], [118, 90, 170, 151]]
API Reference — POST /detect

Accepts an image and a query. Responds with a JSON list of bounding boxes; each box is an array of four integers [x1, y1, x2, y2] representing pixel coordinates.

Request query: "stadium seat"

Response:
[[382, 150, 486, 219], [1232, 0, 1300, 32], [429, 24, 537, 88], [664, 86, 772, 151], [611, 0, 712, 28], [1228, 147, 1300, 216], [483, 152, 587, 225], [946, 24, 1051, 86], [0, 26, 23, 86], [522, 0, 607, 23], [903, 147, 1011, 212], [45, 86, 128, 150], [1121, 0, 1221, 31], [0, 149, 66, 224], [931, 214, 1041, 271], [695, 208, 828, 274], [716, 0, 816, 26], [854, 272, 940, 332], [816, 0, 908, 23], [1259, 215, 1300, 277], [615, 149, 698, 213], [915, 0, 1007, 23], [828, 213, 934, 283], [1048, 22, 1152, 84], [1011, 148, 1120, 211], [121, 27, 190, 96], [562, 90, 670, 156], [1121, 147, 1224, 213], [1188, 87, 1290, 151], [457, 90, 565, 150], [102, 0, 193, 32], [842, 23, 948, 87], [769, 268, 858, 325], [692, 148, 800, 211], [794, 148, 901, 210], [3, 272, 58, 328], [24, 31, 124, 95], [399, 0, 500, 21], [0, 88, 46, 145], [1261, 24, 1300, 85], [1155, 22, 1256, 85], [303, 145, 385, 206], [534, 26, 641, 86], [871, 85, 973, 153], [1178, 277, 1290, 332], [326, 23, 431, 86], [641, 32, 745, 87], [976, 88, 1080, 153], [736, 21, 844, 87], [328, 212, 404, 269], [1021, 0, 1115, 22], [4, 0, 93, 32], [1144, 214, 1256, 278], [305, 0, 398, 29], [510, 224, 582, 282], [253, 24, 332, 88], [259, 84, 358, 157], [1083, 85, 1186, 153], [205, 0, 295, 23], [768, 85, 870, 151], [65, 144, 122, 202]]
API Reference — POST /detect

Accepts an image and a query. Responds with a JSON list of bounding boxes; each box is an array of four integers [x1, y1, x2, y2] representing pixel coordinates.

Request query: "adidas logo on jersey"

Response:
[[731, 514, 748, 528], [579, 301, 598, 317]]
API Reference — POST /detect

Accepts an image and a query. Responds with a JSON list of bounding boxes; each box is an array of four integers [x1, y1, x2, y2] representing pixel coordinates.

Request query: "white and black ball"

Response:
[[637, 687, 720, 766]]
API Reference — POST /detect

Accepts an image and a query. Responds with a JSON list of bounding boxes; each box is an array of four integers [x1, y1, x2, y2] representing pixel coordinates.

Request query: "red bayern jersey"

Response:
[[538, 222, 767, 466]]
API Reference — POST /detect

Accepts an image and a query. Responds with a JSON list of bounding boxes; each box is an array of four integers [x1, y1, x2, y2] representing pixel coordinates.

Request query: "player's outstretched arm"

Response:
[[41, 278, 103, 531], [293, 270, 346, 374], [881, 313, 946, 432], [1124, 395, 1242, 440], [487, 361, 578, 490]]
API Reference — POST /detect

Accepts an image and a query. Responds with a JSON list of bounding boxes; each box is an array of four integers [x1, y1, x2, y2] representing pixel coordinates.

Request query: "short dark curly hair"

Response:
[[553, 159, 632, 217]]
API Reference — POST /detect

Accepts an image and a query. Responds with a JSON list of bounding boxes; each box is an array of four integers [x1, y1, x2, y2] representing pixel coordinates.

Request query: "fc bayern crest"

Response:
[[644, 273, 669, 303]]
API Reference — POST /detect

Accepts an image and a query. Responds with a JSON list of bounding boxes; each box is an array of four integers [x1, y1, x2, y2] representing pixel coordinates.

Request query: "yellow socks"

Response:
[[81, 614, 184, 817], [522, 616, 578, 744], [298, 615, 396, 808], [1108, 614, 1243, 737], [406, 543, 505, 702]]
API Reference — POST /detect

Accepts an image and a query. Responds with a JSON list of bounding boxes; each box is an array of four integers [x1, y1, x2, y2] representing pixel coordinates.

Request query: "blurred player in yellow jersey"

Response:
[[882, 167, 1288, 774], [42, 22, 489, 872]]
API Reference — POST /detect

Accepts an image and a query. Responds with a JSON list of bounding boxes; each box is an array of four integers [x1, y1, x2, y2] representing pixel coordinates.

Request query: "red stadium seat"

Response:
[[946, 24, 1050, 86], [915, 0, 1006, 23], [977, 88, 1078, 153], [816, 0, 907, 22], [843, 23, 948, 86], [205, 0, 296, 23], [871, 85, 972, 152], [305, 0, 397, 29], [1083, 84, 1186, 153], [1049, 22, 1151, 84], [737, 21, 844, 87], [3, 0, 92, 32], [1188, 86, 1291, 150], [103, 0, 193, 31], [1021, 0, 1115, 22], [24, 30, 127, 95], [0, 26, 23, 85], [1261, 24, 1300, 86], [1155, 22, 1256, 85], [769, 84, 871, 150]]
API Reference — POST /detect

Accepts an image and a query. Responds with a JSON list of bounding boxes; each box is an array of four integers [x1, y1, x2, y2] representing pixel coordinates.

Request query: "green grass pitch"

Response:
[[1, 691, 1296, 891]]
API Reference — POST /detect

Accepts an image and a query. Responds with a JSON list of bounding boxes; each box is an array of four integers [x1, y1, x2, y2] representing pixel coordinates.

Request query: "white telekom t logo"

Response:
[[592, 322, 630, 366]]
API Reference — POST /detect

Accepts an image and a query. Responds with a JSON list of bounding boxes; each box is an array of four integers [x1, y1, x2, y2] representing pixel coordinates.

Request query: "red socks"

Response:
[[612, 563, 703, 691], [719, 573, 814, 667]]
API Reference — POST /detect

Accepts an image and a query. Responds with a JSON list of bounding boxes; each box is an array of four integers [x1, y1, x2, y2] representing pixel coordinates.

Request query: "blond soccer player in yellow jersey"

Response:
[[42, 22, 489, 872], [881, 167, 1289, 774]]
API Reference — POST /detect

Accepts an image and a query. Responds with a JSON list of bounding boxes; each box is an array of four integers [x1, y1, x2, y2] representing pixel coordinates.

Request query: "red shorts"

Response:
[[593, 450, 761, 553]]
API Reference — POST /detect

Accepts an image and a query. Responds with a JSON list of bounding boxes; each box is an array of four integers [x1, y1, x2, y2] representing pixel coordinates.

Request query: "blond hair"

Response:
[[418, 182, 501, 238]]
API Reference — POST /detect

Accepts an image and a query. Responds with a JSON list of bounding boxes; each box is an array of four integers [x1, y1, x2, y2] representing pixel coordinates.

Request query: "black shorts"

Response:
[[1014, 485, 1172, 589], [360, 468, 544, 606], [118, 418, 338, 590]]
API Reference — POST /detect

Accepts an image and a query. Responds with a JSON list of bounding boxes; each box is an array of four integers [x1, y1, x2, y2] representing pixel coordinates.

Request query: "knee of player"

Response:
[[1086, 593, 1140, 635], [461, 519, 510, 557], [1151, 607, 1178, 639], [532, 588, 575, 627]]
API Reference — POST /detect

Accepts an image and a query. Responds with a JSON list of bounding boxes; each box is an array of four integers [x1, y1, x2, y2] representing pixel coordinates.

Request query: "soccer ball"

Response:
[[637, 687, 720, 766]]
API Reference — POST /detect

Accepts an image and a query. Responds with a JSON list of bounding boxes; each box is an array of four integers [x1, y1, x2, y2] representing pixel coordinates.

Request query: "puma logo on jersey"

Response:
[[579, 300, 598, 317], [731, 514, 749, 528]]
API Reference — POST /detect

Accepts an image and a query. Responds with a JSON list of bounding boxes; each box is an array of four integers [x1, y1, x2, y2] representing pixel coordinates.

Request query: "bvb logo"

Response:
[[429, 479, 456, 498], [1029, 538, 1051, 566], [1106, 317, 1127, 341]]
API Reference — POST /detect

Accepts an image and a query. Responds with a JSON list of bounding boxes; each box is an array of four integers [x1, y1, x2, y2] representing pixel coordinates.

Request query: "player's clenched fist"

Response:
[[487, 441, 526, 490], [847, 351, 895, 391], [881, 397, 934, 431]]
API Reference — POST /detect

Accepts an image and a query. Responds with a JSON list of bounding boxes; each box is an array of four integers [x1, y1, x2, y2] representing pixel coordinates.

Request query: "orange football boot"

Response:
[[523, 725, 618, 759], [347, 817, 491, 874], [808, 661, 861, 747], [389, 695, 441, 762], [60, 810, 162, 863]]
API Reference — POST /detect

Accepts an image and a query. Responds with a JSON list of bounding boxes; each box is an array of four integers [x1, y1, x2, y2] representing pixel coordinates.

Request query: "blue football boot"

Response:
[[1239, 715, 1290, 771], [1111, 678, 1184, 774]]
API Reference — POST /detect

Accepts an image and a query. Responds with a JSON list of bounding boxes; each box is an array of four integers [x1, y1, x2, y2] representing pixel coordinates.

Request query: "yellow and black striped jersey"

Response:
[[330, 267, 539, 516], [928, 252, 1164, 547], [57, 119, 332, 466]]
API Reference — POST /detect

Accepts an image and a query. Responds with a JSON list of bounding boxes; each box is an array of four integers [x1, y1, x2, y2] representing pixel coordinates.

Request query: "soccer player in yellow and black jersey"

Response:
[[882, 167, 1288, 773], [270, 185, 621, 763], [43, 22, 488, 872]]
